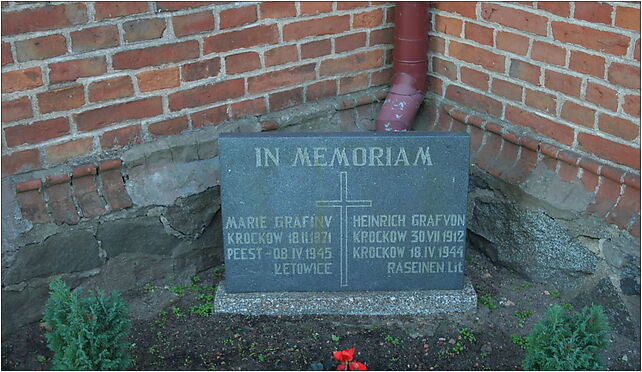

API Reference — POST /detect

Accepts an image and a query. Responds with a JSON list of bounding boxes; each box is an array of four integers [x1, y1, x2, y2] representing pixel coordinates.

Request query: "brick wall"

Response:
[[424, 1, 640, 236], [1, 1, 394, 177]]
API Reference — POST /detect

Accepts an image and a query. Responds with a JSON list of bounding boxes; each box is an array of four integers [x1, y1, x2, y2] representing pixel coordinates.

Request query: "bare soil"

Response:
[[3, 247, 640, 371]]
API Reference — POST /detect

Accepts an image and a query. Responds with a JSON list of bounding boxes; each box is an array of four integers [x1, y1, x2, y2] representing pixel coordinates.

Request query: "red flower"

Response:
[[336, 364, 347, 371], [349, 361, 367, 371], [333, 348, 355, 363]]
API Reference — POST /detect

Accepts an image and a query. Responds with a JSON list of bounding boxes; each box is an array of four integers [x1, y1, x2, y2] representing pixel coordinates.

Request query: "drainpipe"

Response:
[[375, 1, 428, 132]]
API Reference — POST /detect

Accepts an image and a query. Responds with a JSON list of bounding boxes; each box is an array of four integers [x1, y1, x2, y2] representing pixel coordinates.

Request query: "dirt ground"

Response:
[[2, 246, 640, 371]]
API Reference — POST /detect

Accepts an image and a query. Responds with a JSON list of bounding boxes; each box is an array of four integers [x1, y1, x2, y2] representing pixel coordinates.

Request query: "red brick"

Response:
[[537, 1, 569, 17], [75, 97, 163, 132], [113, 41, 198, 70], [137, 67, 180, 92], [446, 85, 502, 117], [300, 2, 332, 15], [569, 50, 605, 78], [525, 89, 556, 115], [123, 18, 166, 42], [581, 169, 599, 193], [493, 140, 521, 179], [608, 63, 640, 90], [89, 76, 134, 102], [615, 6, 640, 31], [2, 42, 12, 66], [335, 32, 366, 53], [100, 168, 132, 210], [260, 2, 296, 18], [494, 31, 528, 56], [72, 172, 106, 218], [544, 70, 581, 97], [385, 6, 395, 24], [4, 117, 69, 147], [37, 85, 84, 114], [432, 57, 456, 81], [49, 57, 106, 84], [100, 125, 143, 150], [339, 73, 368, 94], [428, 35, 446, 55], [2, 67, 43, 93], [449, 41, 505, 73], [264, 45, 298, 67], [2, 3, 87, 35], [574, 2, 612, 25], [461, 67, 489, 91], [148, 116, 188, 137], [561, 101, 596, 128], [17, 188, 49, 223], [552, 22, 630, 56], [337, 2, 368, 10], [434, 15, 462, 36], [2, 97, 32, 123], [588, 177, 621, 217], [491, 79, 522, 101], [301, 39, 331, 59], [557, 161, 578, 183], [509, 59, 540, 85], [224, 52, 260, 74], [600, 165, 626, 185], [622, 95, 641, 118], [585, 83, 617, 112], [2, 150, 40, 177], [465, 22, 493, 46], [320, 49, 384, 76], [353, 9, 383, 28], [14, 34, 66, 62], [190, 105, 228, 128], [46, 137, 93, 164], [169, 78, 244, 111], [220, 5, 257, 29], [531, 41, 565, 66], [369, 28, 392, 46], [598, 113, 639, 141], [578, 132, 640, 170], [269, 87, 303, 111], [181, 57, 220, 82], [506, 105, 574, 146], [100, 159, 122, 172], [173, 11, 214, 36], [426, 75, 443, 95], [306, 80, 337, 101], [71, 25, 119, 53], [372, 68, 393, 86], [231, 98, 267, 119], [283, 15, 350, 41], [607, 185, 640, 229], [481, 3, 547, 35], [249, 63, 316, 94], [504, 147, 538, 184], [433, 2, 476, 18], [204, 25, 278, 53], [156, 2, 218, 12], [474, 132, 502, 170], [635, 39, 641, 61], [95, 2, 148, 20]]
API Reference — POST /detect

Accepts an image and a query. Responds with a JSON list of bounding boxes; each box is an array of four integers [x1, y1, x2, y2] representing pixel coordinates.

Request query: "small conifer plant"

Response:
[[523, 304, 609, 370], [42, 278, 132, 370]]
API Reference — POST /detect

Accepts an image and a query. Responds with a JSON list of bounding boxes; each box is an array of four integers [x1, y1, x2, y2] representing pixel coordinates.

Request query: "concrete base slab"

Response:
[[214, 278, 477, 316]]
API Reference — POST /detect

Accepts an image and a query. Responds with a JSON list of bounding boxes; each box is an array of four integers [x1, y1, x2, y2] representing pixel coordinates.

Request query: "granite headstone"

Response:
[[219, 131, 469, 293]]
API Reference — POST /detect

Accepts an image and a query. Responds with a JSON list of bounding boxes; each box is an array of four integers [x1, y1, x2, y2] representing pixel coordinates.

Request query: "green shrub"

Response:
[[42, 278, 132, 370], [523, 304, 609, 370]]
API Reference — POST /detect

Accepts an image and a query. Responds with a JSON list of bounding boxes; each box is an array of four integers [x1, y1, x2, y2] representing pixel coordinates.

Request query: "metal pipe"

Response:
[[375, 1, 428, 131]]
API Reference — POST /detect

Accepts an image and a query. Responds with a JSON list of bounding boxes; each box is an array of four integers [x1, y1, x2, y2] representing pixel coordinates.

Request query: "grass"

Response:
[[511, 335, 528, 350], [478, 293, 497, 310]]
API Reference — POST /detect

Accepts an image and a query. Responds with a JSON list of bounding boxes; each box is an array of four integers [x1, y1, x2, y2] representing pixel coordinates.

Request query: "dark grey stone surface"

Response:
[[219, 131, 470, 293]]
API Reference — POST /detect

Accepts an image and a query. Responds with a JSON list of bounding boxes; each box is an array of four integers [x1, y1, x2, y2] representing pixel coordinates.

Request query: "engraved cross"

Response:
[[316, 171, 372, 287]]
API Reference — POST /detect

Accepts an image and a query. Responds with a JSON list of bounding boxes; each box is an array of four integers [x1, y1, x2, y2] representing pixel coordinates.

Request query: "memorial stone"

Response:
[[218, 131, 470, 294]]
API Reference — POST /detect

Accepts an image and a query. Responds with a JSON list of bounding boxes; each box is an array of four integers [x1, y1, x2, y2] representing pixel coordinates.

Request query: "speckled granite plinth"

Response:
[[214, 277, 477, 315]]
